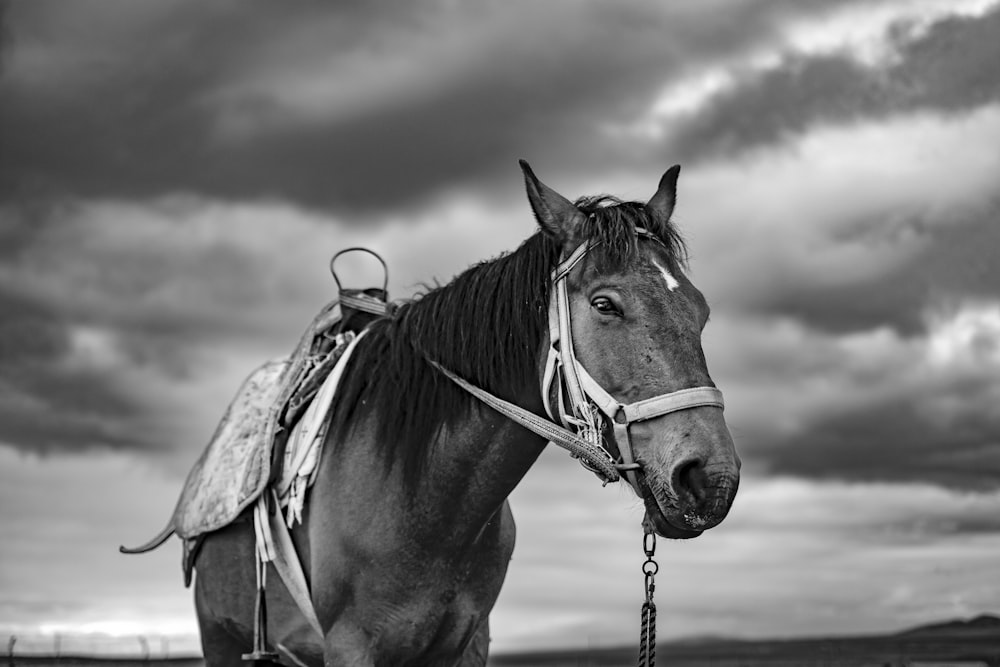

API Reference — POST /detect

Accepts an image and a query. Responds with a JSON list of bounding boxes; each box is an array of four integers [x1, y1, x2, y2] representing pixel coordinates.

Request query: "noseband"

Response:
[[431, 227, 724, 491]]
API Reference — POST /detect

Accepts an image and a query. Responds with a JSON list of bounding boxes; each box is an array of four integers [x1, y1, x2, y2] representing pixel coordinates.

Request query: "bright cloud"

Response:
[[709, 300, 1000, 423], [632, 0, 1000, 136], [677, 104, 1000, 312], [781, 0, 1000, 65], [928, 300, 1000, 366], [0, 445, 198, 641]]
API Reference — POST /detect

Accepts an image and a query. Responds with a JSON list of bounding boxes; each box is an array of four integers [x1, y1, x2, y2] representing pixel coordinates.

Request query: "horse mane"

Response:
[[326, 195, 688, 486]]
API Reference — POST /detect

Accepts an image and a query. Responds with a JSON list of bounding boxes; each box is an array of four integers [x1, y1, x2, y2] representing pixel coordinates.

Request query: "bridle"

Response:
[[542, 227, 725, 497], [541, 226, 725, 493], [433, 226, 725, 493]]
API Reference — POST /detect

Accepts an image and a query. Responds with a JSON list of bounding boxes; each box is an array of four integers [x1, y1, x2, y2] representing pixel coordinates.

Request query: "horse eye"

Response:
[[591, 297, 620, 316]]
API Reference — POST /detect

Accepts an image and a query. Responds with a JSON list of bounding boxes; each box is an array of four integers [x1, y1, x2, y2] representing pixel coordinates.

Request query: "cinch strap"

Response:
[[252, 491, 324, 638]]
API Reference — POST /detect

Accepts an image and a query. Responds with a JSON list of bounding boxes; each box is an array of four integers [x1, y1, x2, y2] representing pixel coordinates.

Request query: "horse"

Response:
[[191, 161, 741, 667]]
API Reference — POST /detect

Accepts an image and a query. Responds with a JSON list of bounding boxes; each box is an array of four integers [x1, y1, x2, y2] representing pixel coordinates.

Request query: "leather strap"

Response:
[[429, 361, 620, 483], [253, 492, 324, 638], [622, 386, 724, 422], [339, 291, 389, 316], [574, 363, 724, 422], [555, 279, 589, 412], [551, 240, 598, 282]]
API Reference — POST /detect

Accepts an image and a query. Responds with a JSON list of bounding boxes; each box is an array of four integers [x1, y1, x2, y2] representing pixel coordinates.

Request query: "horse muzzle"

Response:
[[642, 468, 740, 538], [631, 408, 741, 538]]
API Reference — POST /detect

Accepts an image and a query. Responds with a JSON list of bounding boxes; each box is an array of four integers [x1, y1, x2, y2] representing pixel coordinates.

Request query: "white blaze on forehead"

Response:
[[651, 259, 681, 291]]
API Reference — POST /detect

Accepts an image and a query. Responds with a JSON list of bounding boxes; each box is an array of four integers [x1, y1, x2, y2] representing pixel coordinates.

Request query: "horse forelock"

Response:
[[327, 198, 688, 487], [574, 195, 689, 273]]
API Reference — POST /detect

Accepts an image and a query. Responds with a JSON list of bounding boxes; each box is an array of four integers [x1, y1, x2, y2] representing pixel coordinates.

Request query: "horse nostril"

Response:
[[674, 458, 706, 505]]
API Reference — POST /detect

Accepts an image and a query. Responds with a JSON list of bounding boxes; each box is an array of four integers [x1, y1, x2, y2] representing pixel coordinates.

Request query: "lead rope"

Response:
[[638, 531, 658, 667]]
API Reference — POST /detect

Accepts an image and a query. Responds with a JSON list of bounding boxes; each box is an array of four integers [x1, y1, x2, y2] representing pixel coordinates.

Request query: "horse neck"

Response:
[[421, 373, 549, 533], [315, 237, 556, 549], [402, 246, 554, 539], [313, 369, 548, 557]]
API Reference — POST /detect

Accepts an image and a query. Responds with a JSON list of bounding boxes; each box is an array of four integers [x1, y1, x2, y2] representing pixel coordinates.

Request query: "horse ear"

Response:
[[646, 164, 681, 226], [519, 159, 584, 244]]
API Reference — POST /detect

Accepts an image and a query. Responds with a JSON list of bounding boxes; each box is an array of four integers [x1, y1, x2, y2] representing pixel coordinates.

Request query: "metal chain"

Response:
[[638, 531, 658, 667]]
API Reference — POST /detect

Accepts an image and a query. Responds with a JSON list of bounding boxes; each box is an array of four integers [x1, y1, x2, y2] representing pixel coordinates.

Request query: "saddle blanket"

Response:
[[172, 358, 288, 539], [275, 331, 366, 527], [170, 299, 363, 540]]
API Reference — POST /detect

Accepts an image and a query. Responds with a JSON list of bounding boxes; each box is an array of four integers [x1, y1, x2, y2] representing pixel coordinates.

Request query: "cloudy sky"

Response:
[[2, 0, 999, 656]]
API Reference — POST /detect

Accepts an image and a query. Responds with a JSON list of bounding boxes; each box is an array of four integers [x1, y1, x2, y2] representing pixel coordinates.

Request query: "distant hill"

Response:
[[897, 613, 1000, 638], [8, 616, 999, 667], [490, 613, 1000, 666]]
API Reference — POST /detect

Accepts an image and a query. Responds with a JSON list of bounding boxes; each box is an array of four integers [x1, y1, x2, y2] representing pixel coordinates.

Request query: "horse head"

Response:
[[521, 161, 741, 539]]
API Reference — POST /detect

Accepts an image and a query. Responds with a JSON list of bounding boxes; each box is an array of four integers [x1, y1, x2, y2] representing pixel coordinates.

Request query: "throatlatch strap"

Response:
[[429, 361, 620, 483]]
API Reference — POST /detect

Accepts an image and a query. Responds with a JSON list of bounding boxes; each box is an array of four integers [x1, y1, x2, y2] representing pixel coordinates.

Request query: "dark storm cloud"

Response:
[[0, 317, 217, 457], [2, 0, 998, 480], [758, 389, 1000, 491], [726, 317, 1000, 490], [669, 5, 1000, 162], [0, 0, 281, 202], [0, 288, 66, 363], [0, 203, 305, 455], [0, 0, 866, 212], [753, 199, 1000, 335], [0, 1, 9, 70], [0, 366, 158, 453], [0, 289, 162, 452], [946, 516, 1000, 535], [0, 232, 221, 456]]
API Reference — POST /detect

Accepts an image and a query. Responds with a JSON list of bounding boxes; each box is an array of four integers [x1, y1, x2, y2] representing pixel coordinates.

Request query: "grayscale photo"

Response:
[[1, 2, 998, 666]]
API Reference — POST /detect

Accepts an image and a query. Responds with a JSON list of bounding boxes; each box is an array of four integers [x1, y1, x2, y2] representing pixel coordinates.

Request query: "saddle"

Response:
[[173, 295, 371, 540], [120, 250, 390, 583]]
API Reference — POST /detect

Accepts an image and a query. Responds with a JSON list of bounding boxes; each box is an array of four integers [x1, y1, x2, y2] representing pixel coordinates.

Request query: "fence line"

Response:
[[6, 632, 201, 660]]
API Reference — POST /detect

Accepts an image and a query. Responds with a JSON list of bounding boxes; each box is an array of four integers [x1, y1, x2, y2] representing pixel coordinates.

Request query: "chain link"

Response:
[[638, 531, 658, 667]]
